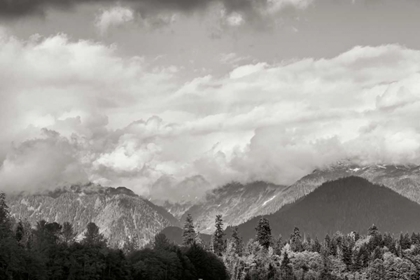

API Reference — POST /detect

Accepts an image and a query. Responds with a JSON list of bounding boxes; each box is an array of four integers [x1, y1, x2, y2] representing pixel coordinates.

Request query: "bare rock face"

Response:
[[181, 181, 287, 233], [6, 184, 180, 248]]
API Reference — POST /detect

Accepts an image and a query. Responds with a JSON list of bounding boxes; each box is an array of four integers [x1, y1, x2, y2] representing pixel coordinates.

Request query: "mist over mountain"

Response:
[[180, 181, 286, 233], [228, 176, 420, 242], [149, 175, 212, 218]]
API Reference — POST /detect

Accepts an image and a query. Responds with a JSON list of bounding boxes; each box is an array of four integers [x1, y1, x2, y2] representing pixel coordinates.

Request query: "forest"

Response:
[[2, 191, 420, 280]]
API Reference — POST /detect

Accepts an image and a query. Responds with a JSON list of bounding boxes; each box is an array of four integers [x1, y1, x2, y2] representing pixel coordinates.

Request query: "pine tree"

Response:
[[213, 215, 225, 256], [368, 224, 379, 236], [312, 237, 322, 253], [154, 233, 171, 251], [232, 226, 244, 256], [372, 246, 382, 261], [342, 242, 352, 270], [82, 222, 106, 247], [273, 234, 283, 255], [15, 220, 24, 243], [280, 252, 294, 280], [400, 233, 411, 250], [0, 193, 11, 238], [323, 234, 332, 255], [61, 221, 76, 244], [319, 254, 333, 280], [183, 214, 196, 246], [290, 227, 303, 252], [255, 217, 271, 249]]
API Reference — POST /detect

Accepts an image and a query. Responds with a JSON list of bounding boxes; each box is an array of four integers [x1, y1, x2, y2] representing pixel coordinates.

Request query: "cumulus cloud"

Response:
[[95, 6, 135, 35], [1, 30, 420, 201], [0, 129, 89, 193]]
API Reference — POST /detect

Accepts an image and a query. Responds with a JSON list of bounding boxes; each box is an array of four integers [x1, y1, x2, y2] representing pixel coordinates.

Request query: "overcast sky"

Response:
[[0, 0, 420, 201]]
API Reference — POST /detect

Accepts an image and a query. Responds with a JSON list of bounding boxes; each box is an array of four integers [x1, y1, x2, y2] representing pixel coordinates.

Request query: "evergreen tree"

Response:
[[368, 224, 379, 236], [358, 244, 369, 268], [183, 214, 196, 246], [273, 234, 283, 255], [342, 242, 352, 270], [255, 217, 271, 249], [400, 233, 412, 250], [319, 254, 334, 280], [213, 215, 225, 256], [82, 222, 106, 247], [280, 252, 294, 280], [371, 246, 383, 261], [15, 220, 24, 243], [154, 232, 171, 251], [290, 227, 303, 252], [231, 226, 244, 256], [312, 237, 322, 253], [411, 232, 420, 245], [61, 221, 76, 244], [323, 234, 332, 255], [0, 193, 11, 237]]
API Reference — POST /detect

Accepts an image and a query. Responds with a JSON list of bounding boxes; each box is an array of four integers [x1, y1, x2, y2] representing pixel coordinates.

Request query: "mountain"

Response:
[[229, 176, 420, 242], [242, 162, 420, 222], [181, 181, 287, 233], [5, 184, 180, 248], [172, 163, 420, 235]]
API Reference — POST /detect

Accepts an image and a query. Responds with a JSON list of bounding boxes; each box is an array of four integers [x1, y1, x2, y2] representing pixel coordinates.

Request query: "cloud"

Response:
[[0, 0, 314, 26], [95, 6, 135, 36], [0, 129, 89, 193], [1, 31, 420, 201]]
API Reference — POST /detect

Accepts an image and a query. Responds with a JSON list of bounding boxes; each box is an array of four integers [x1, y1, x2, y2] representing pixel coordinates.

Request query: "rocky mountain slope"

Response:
[[5, 184, 180, 248], [229, 176, 420, 242], [259, 162, 420, 218], [180, 162, 420, 234], [181, 181, 287, 233]]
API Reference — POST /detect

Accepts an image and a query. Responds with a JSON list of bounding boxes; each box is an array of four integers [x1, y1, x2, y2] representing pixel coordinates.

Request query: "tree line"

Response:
[[0, 193, 229, 280], [201, 213, 420, 279], [3, 189, 420, 280]]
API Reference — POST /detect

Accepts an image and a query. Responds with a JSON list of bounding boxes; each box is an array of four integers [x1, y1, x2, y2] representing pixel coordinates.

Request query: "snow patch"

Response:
[[262, 195, 276, 206], [94, 197, 102, 210], [20, 199, 29, 206], [350, 168, 361, 172]]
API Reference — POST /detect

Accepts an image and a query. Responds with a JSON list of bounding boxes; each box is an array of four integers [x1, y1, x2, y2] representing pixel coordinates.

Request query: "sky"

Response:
[[0, 0, 420, 202]]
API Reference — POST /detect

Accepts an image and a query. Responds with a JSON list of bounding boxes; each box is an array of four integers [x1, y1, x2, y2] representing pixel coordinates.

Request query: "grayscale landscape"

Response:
[[1, 0, 420, 279]]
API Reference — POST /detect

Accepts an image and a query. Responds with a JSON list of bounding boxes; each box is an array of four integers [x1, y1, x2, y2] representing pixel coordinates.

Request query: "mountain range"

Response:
[[5, 162, 420, 248], [180, 162, 420, 233], [5, 183, 180, 248], [226, 176, 420, 242]]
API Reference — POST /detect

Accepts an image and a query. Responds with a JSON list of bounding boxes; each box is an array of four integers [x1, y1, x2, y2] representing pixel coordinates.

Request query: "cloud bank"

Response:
[[0, 31, 420, 201], [0, 0, 313, 27]]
